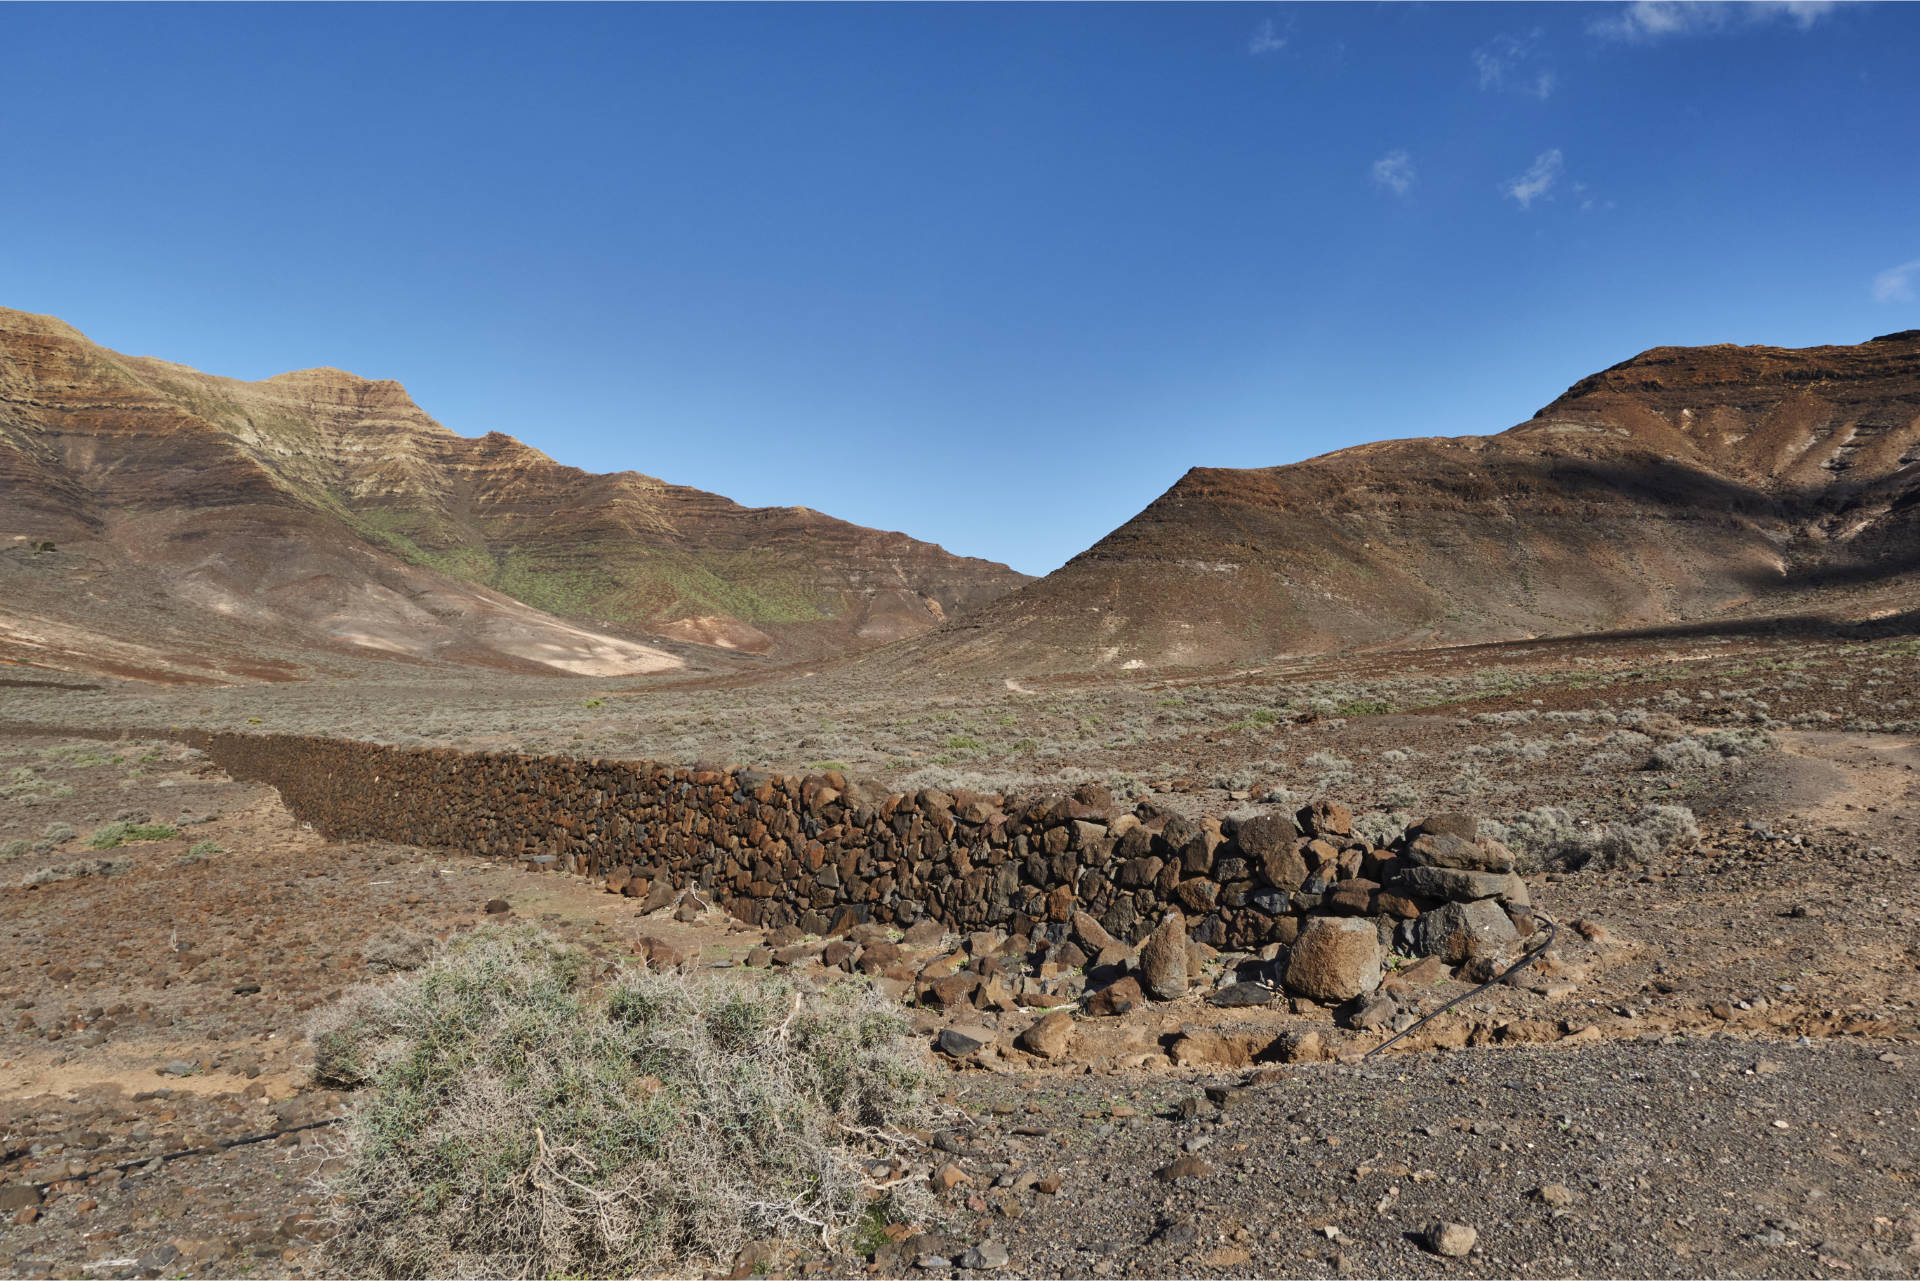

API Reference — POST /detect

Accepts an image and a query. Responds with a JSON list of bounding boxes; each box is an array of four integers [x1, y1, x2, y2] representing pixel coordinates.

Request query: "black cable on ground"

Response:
[[22, 1115, 345, 1193], [1363, 909, 1558, 1059]]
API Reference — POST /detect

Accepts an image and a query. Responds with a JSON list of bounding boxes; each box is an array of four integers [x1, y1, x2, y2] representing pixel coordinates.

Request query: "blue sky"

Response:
[[5, 2, 1918, 576]]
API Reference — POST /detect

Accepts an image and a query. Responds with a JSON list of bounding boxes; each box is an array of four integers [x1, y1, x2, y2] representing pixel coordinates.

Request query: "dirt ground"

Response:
[[1, 634, 1918, 1279]]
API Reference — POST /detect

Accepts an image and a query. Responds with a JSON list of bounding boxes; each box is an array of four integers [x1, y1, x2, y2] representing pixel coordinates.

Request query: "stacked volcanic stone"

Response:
[[193, 732, 1537, 962]]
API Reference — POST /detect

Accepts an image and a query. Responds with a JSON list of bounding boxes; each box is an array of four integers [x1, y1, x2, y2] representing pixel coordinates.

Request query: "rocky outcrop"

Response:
[[887, 331, 1920, 673]]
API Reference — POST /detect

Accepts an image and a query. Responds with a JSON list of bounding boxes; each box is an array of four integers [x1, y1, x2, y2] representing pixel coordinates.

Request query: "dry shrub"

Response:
[[358, 927, 438, 974], [313, 925, 931, 1278], [1485, 803, 1699, 872]]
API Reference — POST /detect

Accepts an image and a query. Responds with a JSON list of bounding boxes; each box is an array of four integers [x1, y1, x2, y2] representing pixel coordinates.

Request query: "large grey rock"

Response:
[[1283, 917, 1382, 1003], [960, 1241, 1011, 1270], [937, 1025, 992, 1058], [1394, 865, 1529, 906], [1410, 814, 1479, 841], [1404, 832, 1514, 873], [1138, 912, 1190, 1000], [1343, 992, 1399, 1031], [1408, 898, 1520, 964], [1206, 981, 1278, 1008]]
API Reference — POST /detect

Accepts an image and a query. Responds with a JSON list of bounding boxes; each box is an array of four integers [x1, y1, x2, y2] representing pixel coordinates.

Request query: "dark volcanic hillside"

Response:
[[0, 307, 1029, 681], [897, 332, 1920, 673]]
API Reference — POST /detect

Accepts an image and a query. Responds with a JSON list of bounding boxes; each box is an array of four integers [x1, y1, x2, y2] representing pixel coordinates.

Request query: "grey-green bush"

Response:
[[313, 926, 931, 1279], [1485, 803, 1698, 872]]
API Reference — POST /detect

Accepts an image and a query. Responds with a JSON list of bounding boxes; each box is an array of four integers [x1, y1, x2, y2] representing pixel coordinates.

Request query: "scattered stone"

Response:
[[1423, 1221, 1478, 1257], [1342, 992, 1398, 1032], [932, 1161, 971, 1191], [937, 1026, 991, 1058], [0, 1184, 40, 1211], [958, 1241, 1010, 1270], [1533, 1183, 1576, 1208], [1084, 976, 1144, 1017], [1207, 980, 1277, 1008], [483, 898, 510, 914], [1017, 1011, 1075, 1060], [1154, 1155, 1213, 1182]]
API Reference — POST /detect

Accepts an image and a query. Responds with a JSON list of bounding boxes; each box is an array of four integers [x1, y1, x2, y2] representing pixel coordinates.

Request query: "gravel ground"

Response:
[[929, 1039, 1919, 1280]]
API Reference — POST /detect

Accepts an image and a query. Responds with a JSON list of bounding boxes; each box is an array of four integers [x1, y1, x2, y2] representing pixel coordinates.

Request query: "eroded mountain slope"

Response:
[[0, 307, 1028, 679], [893, 331, 1920, 674]]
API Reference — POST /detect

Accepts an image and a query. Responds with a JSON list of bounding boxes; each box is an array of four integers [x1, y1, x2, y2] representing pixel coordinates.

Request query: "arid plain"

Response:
[[2, 311, 1918, 1280]]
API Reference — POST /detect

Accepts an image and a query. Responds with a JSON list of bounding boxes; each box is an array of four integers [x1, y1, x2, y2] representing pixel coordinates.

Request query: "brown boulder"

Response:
[[1283, 917, 1382, 1003], [857, 942, 903, 974], [902, 918, 947, 947], [1138, 913, 1190, 1000], [1016, 1011, 1076, 1060], [1084, 976, 1144, 1017], [1233, 812, 1299, 859], [1071, 911, 1118, 954], [1299, 799, 1353, 838]]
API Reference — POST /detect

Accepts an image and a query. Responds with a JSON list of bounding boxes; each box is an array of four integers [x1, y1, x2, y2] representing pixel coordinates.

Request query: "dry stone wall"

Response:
[[194, 732, 1533, 955]]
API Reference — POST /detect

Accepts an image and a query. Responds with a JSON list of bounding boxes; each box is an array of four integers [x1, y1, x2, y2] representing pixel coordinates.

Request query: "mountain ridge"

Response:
[[876, 331, 1920, 674], [0, 305, 1030, 681]]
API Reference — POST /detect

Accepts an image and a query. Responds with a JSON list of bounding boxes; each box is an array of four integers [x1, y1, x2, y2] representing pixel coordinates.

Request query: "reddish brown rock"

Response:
[[1084, 976, 1144, 1017], [1283, 917, 1382, 1003], [1016, 1011, 1076, 1060], [1137, 913, 1190, 1001]]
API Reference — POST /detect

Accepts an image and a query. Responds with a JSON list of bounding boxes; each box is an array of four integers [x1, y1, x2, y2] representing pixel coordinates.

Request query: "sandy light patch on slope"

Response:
[[654, 614, 776, 654]]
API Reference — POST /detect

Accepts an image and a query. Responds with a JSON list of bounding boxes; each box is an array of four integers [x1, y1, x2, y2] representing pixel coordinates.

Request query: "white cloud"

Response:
[[1248, 19, 1287, 55], [1473, 30, 1556, 99], [1873, 259, 1920, 304], [1501, 148, 1564, 209], [1591, 0, 1844, 40], [1371, 149, 1416, 196]]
